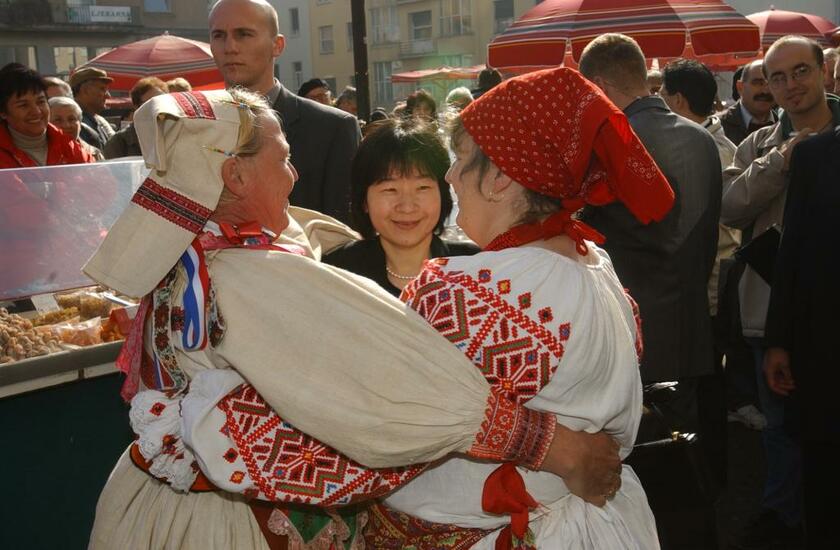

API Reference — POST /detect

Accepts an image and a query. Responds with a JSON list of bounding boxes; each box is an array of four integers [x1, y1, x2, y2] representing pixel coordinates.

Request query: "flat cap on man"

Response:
[[69, 67, 113, 88]]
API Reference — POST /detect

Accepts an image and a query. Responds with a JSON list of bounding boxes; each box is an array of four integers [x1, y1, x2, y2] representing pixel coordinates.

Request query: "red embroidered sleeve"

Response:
[[467, 389, 556, 470], [217, 383, 425, 506]]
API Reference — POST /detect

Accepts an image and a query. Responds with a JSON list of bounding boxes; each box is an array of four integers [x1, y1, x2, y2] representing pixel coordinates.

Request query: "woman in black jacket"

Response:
[[324, 118, 477, 296]]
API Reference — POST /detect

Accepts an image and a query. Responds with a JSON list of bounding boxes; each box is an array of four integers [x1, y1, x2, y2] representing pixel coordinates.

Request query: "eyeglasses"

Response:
[[768, 64, 817, 88]]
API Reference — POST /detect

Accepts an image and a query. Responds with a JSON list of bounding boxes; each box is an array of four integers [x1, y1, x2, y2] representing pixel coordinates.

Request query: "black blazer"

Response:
[[719, 101, 750, 146], [764, 126, 840, 440], [323, 236, 479, 297], [272, 85, 361, 223], [582, 96, 722, 382], [719, 100, 776, 146]]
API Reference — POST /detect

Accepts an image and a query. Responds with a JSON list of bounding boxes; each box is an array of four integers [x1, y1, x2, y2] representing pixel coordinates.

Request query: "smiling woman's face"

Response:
[[366, 168, 441, 251], [49, 104, 81, 139], [2, 90, 49, 137]]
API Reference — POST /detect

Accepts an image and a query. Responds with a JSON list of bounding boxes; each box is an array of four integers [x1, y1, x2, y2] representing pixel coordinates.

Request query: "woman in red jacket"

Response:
[[0, 63, 93, 169], [0, 63, 98, 299]]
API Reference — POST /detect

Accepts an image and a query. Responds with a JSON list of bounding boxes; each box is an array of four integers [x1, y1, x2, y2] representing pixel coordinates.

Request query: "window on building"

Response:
[[347, 22, 354, 51], [324, 77, 337, 95], [441, 0, 471, 36], [441, 54, 473, 68], [410, 11, 433, 41], [143, 0, 170, 13], [369, 6, 399, 45], [293, 61, 303, 91], [494, 0, 514, 34], [53, 46, 89, 75], [289, 8, 300, 36], [319, 26, 335, 54], [3, 46, 38, 70], [373, 61, 393, 105]]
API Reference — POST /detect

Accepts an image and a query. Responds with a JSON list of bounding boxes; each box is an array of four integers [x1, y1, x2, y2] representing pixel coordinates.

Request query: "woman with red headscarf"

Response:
[[365, 67, 675, 548]]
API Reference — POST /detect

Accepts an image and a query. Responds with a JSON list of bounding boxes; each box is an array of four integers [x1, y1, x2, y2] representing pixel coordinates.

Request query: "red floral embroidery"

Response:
[[469, 390, 555, 470], [223, 448, 238, 463], [405, 262, 568, 404], [365, 502, 492, 550], [170, 307, 185, 332], [538, 307, 553, 324], [217, 385, 424, 506], [154, 304, 169, 327], [154, 332, 169, 351]]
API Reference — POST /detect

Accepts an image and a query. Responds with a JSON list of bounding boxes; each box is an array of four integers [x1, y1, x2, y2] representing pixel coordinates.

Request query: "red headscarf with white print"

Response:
[[459, 67, 674, 254]]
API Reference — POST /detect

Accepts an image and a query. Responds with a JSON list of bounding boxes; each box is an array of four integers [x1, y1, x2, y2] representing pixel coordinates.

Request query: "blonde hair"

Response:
[[216, 87, 279, 206], [166, 77, 192, 92]]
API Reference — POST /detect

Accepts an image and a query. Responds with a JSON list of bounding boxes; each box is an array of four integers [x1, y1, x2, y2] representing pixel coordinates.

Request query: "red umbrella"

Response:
[[488, 0, 760, 73], [76, 33, 223, 92], [746, 8, 838, 48]]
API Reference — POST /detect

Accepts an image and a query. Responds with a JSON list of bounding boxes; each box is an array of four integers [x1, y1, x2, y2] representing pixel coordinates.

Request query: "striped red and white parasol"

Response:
[[76, 33, 223, 92], [746, 8, 838, 49], [488, 0, 761, 73]]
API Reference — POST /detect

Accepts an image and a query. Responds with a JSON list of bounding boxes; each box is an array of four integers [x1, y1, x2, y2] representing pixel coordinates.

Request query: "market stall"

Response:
[[0, 159, 147, 548]]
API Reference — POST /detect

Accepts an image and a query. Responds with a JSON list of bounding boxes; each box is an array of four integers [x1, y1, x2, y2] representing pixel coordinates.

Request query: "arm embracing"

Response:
[[211, 250, 556, 467]]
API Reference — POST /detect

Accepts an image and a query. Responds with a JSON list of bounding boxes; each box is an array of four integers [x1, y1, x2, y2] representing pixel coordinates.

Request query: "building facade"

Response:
[[0, 0, 211, 77], [308, 0, 540, 109], [269, 0, 313, 93]]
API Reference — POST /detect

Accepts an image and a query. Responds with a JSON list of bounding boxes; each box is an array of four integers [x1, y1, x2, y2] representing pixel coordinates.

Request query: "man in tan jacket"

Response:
[[722, 35, 840, 548]]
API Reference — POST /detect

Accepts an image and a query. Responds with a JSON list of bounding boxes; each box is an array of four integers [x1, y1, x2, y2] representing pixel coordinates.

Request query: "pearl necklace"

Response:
[[385, 265, 418, 280]]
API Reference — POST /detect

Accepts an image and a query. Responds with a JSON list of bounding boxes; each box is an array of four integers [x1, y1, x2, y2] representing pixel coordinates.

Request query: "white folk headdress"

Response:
[[84, 90, 247, 297]]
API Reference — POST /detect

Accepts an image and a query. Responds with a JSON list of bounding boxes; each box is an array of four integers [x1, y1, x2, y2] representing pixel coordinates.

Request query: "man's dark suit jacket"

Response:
[[272, 85, 361, 223], [719, 101, 750, 146], [765, 126, 840, 441], [719, 100, 776, 147], [582, 96, 722, 382]]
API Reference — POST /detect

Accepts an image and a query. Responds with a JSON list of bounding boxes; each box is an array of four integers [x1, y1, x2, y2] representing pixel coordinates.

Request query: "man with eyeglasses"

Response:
[[719, 60, 777, 146], [723, 35, 840, 549]]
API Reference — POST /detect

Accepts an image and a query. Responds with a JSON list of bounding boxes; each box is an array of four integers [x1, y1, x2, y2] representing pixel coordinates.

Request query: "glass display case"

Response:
[[0, 159, 147, 396]]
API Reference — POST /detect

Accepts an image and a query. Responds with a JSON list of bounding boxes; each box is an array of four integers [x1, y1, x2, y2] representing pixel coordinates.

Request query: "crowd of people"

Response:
[[1, 0, 839, 547]]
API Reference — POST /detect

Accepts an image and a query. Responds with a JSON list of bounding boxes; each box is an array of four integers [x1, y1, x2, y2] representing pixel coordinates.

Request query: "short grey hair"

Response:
[[43, 76, 73, 98], [446, 86, 473, 106], [48, 96, 82, 117]]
